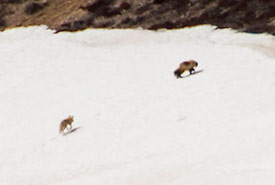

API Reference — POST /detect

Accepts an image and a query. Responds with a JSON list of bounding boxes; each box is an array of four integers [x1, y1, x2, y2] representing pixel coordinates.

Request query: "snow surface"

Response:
[[1, 25, 275, 185]]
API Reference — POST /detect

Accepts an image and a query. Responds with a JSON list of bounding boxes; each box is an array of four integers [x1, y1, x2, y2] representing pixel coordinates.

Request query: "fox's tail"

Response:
[[59, 123, 63, 134]]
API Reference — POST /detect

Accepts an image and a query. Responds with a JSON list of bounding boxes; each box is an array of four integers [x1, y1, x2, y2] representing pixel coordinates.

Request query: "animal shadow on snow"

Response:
[[63, 127, 81, 136], [180, 69, 204, 79]]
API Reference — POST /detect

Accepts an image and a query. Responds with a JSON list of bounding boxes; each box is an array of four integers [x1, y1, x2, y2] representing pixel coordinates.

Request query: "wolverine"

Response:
[[59, 115, 74, 134], [174, 60, 198, 78]]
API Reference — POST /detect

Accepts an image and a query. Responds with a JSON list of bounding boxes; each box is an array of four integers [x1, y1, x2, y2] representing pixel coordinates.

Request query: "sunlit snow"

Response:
[[1, 25, 275, 185]]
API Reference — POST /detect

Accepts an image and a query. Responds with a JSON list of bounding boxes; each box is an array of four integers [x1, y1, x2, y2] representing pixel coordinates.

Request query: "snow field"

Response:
[[0, 25, 275, 185]]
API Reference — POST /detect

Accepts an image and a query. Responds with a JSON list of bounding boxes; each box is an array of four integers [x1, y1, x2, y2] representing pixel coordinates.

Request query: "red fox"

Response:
[[174, 60, 198, 78], [59, 115, 74, 134]]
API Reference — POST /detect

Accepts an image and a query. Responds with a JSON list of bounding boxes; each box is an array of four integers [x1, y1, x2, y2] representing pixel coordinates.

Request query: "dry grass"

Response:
[[2, 0, 89, 30]]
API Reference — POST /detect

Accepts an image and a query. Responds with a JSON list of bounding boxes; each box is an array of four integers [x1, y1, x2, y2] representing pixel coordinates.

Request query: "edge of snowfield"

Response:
[[1, 25, 275, 185]]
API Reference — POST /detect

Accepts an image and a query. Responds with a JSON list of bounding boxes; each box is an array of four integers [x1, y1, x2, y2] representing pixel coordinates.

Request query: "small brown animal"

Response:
[[174, 60, 198, 78], [59, 115, 74, 134]]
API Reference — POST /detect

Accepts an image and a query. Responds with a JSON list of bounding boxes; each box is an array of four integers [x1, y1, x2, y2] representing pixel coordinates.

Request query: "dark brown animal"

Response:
[[174, 60, 198, 78]]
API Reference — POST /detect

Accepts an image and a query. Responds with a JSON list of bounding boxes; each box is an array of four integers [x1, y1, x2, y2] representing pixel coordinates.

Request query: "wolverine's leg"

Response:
[[189, 68, 195, 74], [179, 70, 185, 78]]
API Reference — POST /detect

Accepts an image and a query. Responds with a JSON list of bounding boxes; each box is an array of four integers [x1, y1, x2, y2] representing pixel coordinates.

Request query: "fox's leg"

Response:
[[66, 124, 72, 131], [66, 126, 69, 131]]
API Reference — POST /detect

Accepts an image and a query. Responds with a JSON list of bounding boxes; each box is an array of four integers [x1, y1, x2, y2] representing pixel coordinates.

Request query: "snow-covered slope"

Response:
[[1, 25, 275, 185]]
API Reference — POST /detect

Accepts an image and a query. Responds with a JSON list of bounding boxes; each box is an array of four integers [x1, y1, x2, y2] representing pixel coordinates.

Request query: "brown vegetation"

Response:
[[1, 0, 275, 34]]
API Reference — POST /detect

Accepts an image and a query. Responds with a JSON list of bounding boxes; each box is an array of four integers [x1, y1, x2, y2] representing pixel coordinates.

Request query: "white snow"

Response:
[[1, 25, 275, 185]]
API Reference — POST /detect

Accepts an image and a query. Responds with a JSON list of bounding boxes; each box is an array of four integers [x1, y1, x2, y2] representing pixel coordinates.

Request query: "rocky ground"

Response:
[[1, 0, 275, 34]]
